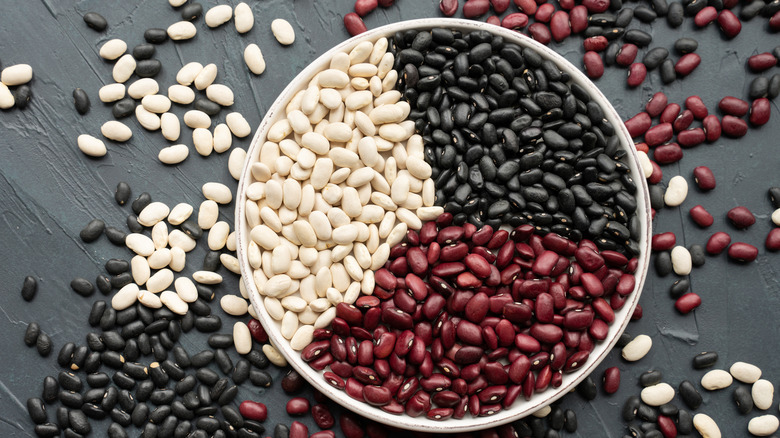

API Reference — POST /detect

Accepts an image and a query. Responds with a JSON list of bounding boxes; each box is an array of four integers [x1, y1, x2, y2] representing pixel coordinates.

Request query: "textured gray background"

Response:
[[0, 0, 779, 436]]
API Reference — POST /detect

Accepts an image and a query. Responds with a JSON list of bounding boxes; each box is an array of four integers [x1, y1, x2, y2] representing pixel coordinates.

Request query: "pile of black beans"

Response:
[[390, 28, 641, 257]]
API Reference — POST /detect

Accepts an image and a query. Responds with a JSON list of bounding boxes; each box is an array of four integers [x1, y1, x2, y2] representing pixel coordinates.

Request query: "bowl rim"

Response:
[[235, 17, 652, 433]]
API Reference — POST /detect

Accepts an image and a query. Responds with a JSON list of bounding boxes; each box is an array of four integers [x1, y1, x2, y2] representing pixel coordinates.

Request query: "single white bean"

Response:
[[693, 413, 721, 438], [101, 120, 132, 142], [244, 44, 266, 75], [622, 334, 652, 361], [77, 134, 107, 157], [731, 361, 762, 384], [167, 21, 197, 40], [748, 415, 780, 436], [271, 18, 295, 45], [205, 5, 233, 27], [99, 40, 127, 60], [234, 2, 254, 33], [753, 379, 775, 410], [665, 175, 688, 207], [158, 144, 189, 165]]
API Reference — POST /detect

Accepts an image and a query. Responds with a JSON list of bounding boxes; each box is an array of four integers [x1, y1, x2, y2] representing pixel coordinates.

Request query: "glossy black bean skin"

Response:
[[57, 343, 76, 367], [576, 376, 597, 400], [58, 372, 83, 392], [12, 85, 32, 109], [112, 97, 135, 119], [659, 59, 676, 84], [190, 350, 215, 368], [94, 274, 111, 294], [245, 350, 269, 370], [273, 423, 290, 438], [110, 408, 132, 427], [215, 349, 233, 375], [674, 37, 698, 54], [25, 322, 41, 347], [136, 60, 162, 78], [734, 385, 753, 414], [643, 47, 669, 70], [249, 369, 272, 387], [692, 351, 718, 369], [194, 98, 221, 116], [132, 44, 156, 60], [689, 244, 706, 266], [70, 278, 94, 297], [131, 403, 149, 427], [131, 192, 152, 215], [654, 251, 673, 277], [108, 422, 129, 438], [194, 315, 221, 332], [161, 360, 186, 381], [21, 275, 37, 301], [34, 423, 60, 438], [27, 397, 47, 424], [677, 380, 702, 410], [73, 88, 90, 114], [750, 76, 770, 99], [180, 219, 203, 240], [639, 370, 663, 387], [769, 74, 780, 99], [144, 28, 168, 44], [36, 332, 53, 357], [232, 359, 250, 385], [82, 12, 107, 31], [669, 278, 690, 298], [181, 3, 203, 20]]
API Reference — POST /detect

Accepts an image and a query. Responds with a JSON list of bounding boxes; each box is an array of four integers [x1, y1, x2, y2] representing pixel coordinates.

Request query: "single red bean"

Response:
[[721, 115, 747, 137], [343, 13, 367, 36], [550, 11, 571, 42], [286, 397, 310, 416], [404, 391, 431, 417], [603, 366, 620, 394], [569, 5, 588, 32], [514, 0, 537, 13], [728, 242, 758, 262], [324, 372, 345, 389], [653, 143, 683, 164], [748, 52, 777, 72], [675, 53, 701, 76], [528, 22, 552, 44], [535, 3, 555, 21], [646, 92, 668, 117], [706, 231, 732, 255], [771, 10, 780, 30], [702, 114, 722, 142], [766, 228, 780, 251], [659, 103, 681, 125], [377, 0, 394, 5], [363, 385, 392, 406], [463, 0, 491, 17], [583, 36, 608, 52], [290, 421, 308, 438], [486, 15, 501, 26], [339, 413, 365, 438], [501, 12, 529, 29], [311, 432, 336, 438], [559, 0, 575, 9], [616, 274, 636, 296], [582, 0, 610, 13], [645, 123, 673, 146], [694, 6, 718, 26], [632, 305, 643, 321], [247, 318, 268, 343], [625, 62, 647, 88], [438, 0, 459, 14], [354, 0, 378, 16], [718, 96, 749, 117], [717, 9, 741, 38], [677, 128, 705, 147], [583, 51, 604, 79], [675, 293, 702, 314], [727, 206, 755, 229], [657, 414, 678, 438], [750, 98, 771, 126], [616, 43, 638, 66], [693, 166, 716, 190], [490, 0, 511, 13], [689, 205, 714, 227], [565, 350, 590, 372], [239, 400, 267, 421], [685, 95, 708, 119], [673, 110, 694, 132], [625, 112, 652, 137]]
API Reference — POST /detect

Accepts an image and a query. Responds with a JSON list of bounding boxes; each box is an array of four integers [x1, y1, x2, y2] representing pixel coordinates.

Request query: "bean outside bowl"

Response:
[[236, 18, 652, 433]]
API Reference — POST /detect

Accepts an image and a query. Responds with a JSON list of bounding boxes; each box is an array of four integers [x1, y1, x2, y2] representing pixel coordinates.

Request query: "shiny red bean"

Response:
[[339, 413, 364, 438], [625, 112, 652, 137], [239, 400, 267, 421], [718, 96, 749, 117], [439, 0, 459, 16], [685, 95, 708, 119], [706, 231, 732, 255], [727, 206, 755, 229], [582, 0, 610, 13], [490, 0, 511, 13], [603, 367, 620, 394], [766, 228, 780, 251], [570, 5, 588, 32], [675, 53, 701, 76], [675, 293, 702, 314], [343, 13, 367, 36], [646, 92, 668, 117], [247, 318, 269, 343], [717, 9, 741, 38], [694, 6, 718, 26], [463, 0, 491, 17], [535, 3, 555, 21], [750, 98, 771, 126], [501, 12, 529, 29], [677, 128, 705, 147], [673, 109, 694, 132], [354, 0, 378, 16], [703, 114, 722, 142], [583, 51, 604, 79], [748, 52, 777, 72], [658, 414, 678, 438], [627, 63, 647, 87], [653, 143, 683, 164], [652, 232, 677, 250], [616, 43, 638, 66], [659, 103, 681, 124], [728, 242, 758, 262], [486, 15, 501, 26], [583, 36, 608, 51], [693, 166, 716, 190], [514, 0, 537, 13], [689, 205, 714, 227], [363, 385, 392, 406], [550, 11, 571, 42], [721, 115, 747, 137], [290, 421, 308, 438], [286, 397, 310, 415], [528, 22, 551, 44], [645, 123, 673, 146]]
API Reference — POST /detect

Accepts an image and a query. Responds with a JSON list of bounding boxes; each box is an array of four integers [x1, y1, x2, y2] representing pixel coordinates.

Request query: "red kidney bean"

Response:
[[653, 143, 683, 164], [569, 5, 588, 32], [748, 52, 777, 72], [463, 0, 491, 17], [310, 432, 336, 438], [583, 36, 608, 52], [634, 142, 649, 153], [727, 206, 756, 229], [675, 293, 702, 314], [627, 63, 647, 87], [677, 128, 705, 147], [290, 421, 308, 438], [750, 98, 771, 126], [728, 242, 759, 262], [646, 92, 668, 117], [550, 11, 571, 42], [616, 43, 638, 66], [583, 0, 610, 13], [490, 0, 511, 13], [339, 413, 364, 438], [354, 0, 378, 16], [324, 372, 345, 389], [377, 0, 394, 5], [702, 114, 722, 142], [602, 366, 620, 394], [501, 12, 528, 29], [343, 13, 367, 36], [247, 318, 268, 343], [706, 231, 732, 255], [645, 123, 674, 146], [535, 3, 555, 21], [286, 397, 310, 415], [766, 229, 780, 251], [486, 15, 501, 26], [673, 110, 694, 132], [656, 414, 678, 438], [717, 9, 742, 37], [721, 115, 747, 137], [565, 351, 590, 372], [718, 96, 749, 117], [693, 166, 716, 190], [771, 10, 780, 30], [583, 51, 604, 79], [363, 385, 392, 406], [685, 95, 708, 119], [625, 112, 652, 137], [239, 400, 267, 421], [660, 103, 681, 124], [689, 205, 714, 227], [675, 53, 701, 76], [694, 6, 718, 26], [513, 0, 537, 13], [528, 22, 551, 44], [439, 0, 459, 16]]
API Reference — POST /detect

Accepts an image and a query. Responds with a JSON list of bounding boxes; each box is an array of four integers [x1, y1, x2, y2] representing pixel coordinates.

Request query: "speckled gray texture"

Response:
[[0, 1, 778, 437]]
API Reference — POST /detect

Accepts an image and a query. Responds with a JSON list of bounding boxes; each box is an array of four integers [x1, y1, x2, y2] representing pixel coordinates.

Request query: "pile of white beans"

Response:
[[242, 37, 444, 351]]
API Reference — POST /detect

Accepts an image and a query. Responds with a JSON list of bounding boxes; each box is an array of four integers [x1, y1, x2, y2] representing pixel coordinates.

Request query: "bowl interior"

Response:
[[235, 18, 652, 433]]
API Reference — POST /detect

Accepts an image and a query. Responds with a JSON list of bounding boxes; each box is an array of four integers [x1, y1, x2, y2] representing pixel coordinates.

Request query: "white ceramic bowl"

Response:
[[236, 18, 652, 433]]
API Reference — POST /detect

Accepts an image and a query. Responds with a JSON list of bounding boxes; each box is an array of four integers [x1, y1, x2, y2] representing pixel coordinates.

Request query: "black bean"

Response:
[[243, 420, 265, 434], [144, 28, 168, 44], [689, 244, 706, 267], [78, 218, 105, 242], [20, 275, 38, 301], [194, 315, 221, 332], [12, 85, 32, 109], [659, 59, 676, 84], [181, 219, 204, 240], [161, 360, 186, 381], [58, 372, 83, 392], [207, 333, 232, 350], [669, 277, 690, 298], [249, 369, 272, 387], [111, 272, 133, 289], [692, 351, 718, 369], [171, 401, 194, 421], [651, 0, 669, 14], [131, 192, 152, 215], [194, 98, 221, 116], [57, 342, 76, 367], [639, 370, 663, 387], [576, 376, 597, 400], [120, 320, 144, 340], [84, 332, 104, 352], [123, 362, 149, 381], [676, 409, 693, 434], [111, 97, 135, 119], [189, 429, 209, 438], [172, 376, 195, 397], [182, 390, 200, 409], [113, 372, 136, 390], [40, 376, 59, 404], [119, 342, 138, 363], [272, 423, 290, 438], [132, 45, 156, 62], [110, 408, 132, 427], [98, 386, 117, 411], [232, 359, 250, 385], [103, 259, 128, 276], [191, 350, 215, 368], [734, 385, 753, 414], [750, 76, 770, 99], [144, 319, 169, 336], [101, 228, 125, 247], [70, 277, 94, 297], [36, 332, 53, 357], [622, 395, 641, 421], [770, 74, 780, 99], [562, 409, 577, 433], [34, 423, 60, 438], [654, 251, 672, 277], [25, 321, 41, 347], [149, 405, 171, 424], [115, 308, 137, 327], [643, 47, 669, 70], [633, 5, 657, 22], [27, 397, 48, 424], [674, 37, 698, 54], [82, 12, 107, 31], [59, 391, 84, 409], [210, 377, 229, 401], [56, 406, 70, 430], [678, 380, 702, 409], [181, 2, 203, 20], [169, 346, 190, 369], [131, 403, 149, 427], [142, 422, 158, 438], [73, 88, 90, 115], [658, 402, 678, 417], [197, 368, 220, 386], [636, 403, 657, 422], [100, 308, 117, 331], [82, 402, 107, 420], [214, 349, 234, 375], [108, 422, 129, 438], [741, 0, 766, 19], [150, 389, 176, 406], [136, 59, 162, 78]]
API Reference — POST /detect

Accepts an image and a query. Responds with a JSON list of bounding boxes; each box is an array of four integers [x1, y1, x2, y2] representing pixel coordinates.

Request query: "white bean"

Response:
[[234, 2, 254, 33], [101, 121, 132, 142], [206, 84, 234, 106], [731, 361, 762, 384], [701, 369, 733, 390], [98, 83, 126, 102], [664, 175, 688, 207], [622, 334, 652, 361], [176, 62, 203, 86], [160, 113, 181, 141], [77, 134, 107, 157], [128, 78, 159, 99], [748, 415, 780, 436], [693, 413, 721, 438], [271, 18, 295, 45], [753, 379, 774, 410], [158, 144, 189, 165], [112, 54, 136, 83], [167, 21, 197, 40], [205, 5, 233, 27], [99, 40, 127, 60], [194, 63, 217, 90]]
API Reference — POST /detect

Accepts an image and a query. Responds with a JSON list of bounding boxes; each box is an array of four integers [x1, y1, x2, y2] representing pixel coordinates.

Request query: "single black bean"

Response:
[[104, 227, 127, 246], [27, 397, 47, 424], [160, 360, 186, 381], [149, 405, 171, 424], [741, 0, 766, 19], [12, 85, 31, 109], [196, 368, 220, 387], [150, 389, 176, 406], [576, 376, 597, 400], [144, 28, 168, 44], [86, 372, 110, 388], [669, 278, 690, 298], [159, 415, 178, 436], [86, 332, 105, 352], [643, 47, 669, 70], [42, 376, 59, 403], [34, 423, 60, 438], [110, 408, 132, 427], [171, 346, 190, 369], [676, 409, 693, 434], [58, 372, 83, 392], [273, 423, 290, 438], [639, 370, 663, 387], [202, 250, 221, 271], [194, 98, 221, 116], [130, 44, 156, 61], [181, 2, 203, 20], [112, 97, 135, 119], [100, 308, 117, 331], [168, 320, 181, 342], [142, 422, 158, 438], [195, 284, 213, 301], [190, 350, 214, 368], [21, 275, 37, 301], [214, 349, 233, 375], [633, 5, 656, 22], [111, 272, 133, 289], [79, 219, 105, 242], [59, 391, 83, 409], [563, 409, 577, 433], [70, 277, 94, 297], [108, 422, 129, 438], [102, 331, 124, 352], [36, 332, 53, 357], [174, 376, 197, 396], [636, 403, 657, 422], [105, 258, 130, 275], [101, 386, 119, 411], [189, 429, 209, 438], [245, 350, 269, 369], [113, 372, 136, 390], [622, 395, 641, 421], [25, 322, 41, 347], [210, 377, 229, 401], [659, 59, 676, 84], [659, 402, 678, 417], [83, 351, 101, 374], [131, 403, 149, 427], [131, 192, 152, 215], [171, 400, 194, 421], [689, 244, 706, 267], [96, 275, 112, 296], [100, 351, 124, 370], [243, 420, 265, 434], [232, 359, 250, 385], [692, 351, 718, 369], [221, 405, 243, 429], [616, 332, 633, 348], [73, 88, 90, 115], [734, 385, 753, 414], [678, 380, 702, 410], [654, 251, 673, 277], [769, 74, 780, 99], [123, 362, 149, 381], [194, 315, 221, 332], [145, 319, 169, 335], [179, 219, 203, 240], [182, 390, 200, 409], [82, 12, 107, 31], [674, 37, 698, 54], [750, 76, 770, 99], [121, 320, 145, 339], [136, 59, 162, 78], [249, 369, 272, 387], [82, 402, 107, 420]]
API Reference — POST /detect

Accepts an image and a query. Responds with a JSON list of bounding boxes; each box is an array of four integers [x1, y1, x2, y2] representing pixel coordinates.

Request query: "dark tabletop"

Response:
[[1, 0, 779, 437]]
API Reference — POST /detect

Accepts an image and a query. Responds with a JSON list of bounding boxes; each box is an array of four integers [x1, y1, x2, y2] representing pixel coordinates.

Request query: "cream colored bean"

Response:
[[233, 321, 252, 354], [208, 221, 230, 251], [135, 105, 161, 131], [221, 295, 248, 316], [147, 269, 174, 294], [228, 148, 247, 181], [169, 230, 196, 252], [141, 94, 171, 113], [251, 225, 280, 250], [290, 325, 314, 351], [99, 39, 127, 60], [748, 415, 780, 436], [349, 41, 372, 64], [194, 63, 217, 90], [753, 379, 774, 410], [128, 78, 159, 99], [671, 245, 692, 275], [131, 255, 150, 285], [203, 182, 232, 204], [160, 113, 180, 141], [205, 4, 232, 27], [731, 362, 762, 384], [417, 206, 445, 221], [280, 311, 298, 340], [665, 175, 688, 207], [174, 277, 198, 303], [193, 271, 223, 285], [170, 247, 186, 272], [234, 2, 254, 33], [386, 222, 407, 247], [160, 290, 188, 315], [693, 413, 721, 438], [319, 69, 350, 88], [622, 334, 652, 361], [99, 83, 125, 102], [271, 19, 295, 45], [101, 120, 132, 142], [77, 134, 107, 158], [167, 21, 197, 40], [198, 200, 219, 230], [701, 369, 733, 390], [126, 233, 155, 257], [138, 202, 170, 227], [263, 344, 287, 367], [206, 84, 234, 106], [268, 119, 292, 142], [213, 123, 232, 154], [641, 383, 675, 406], [226, 112, 251, 138], [244, 44, 266, 75], [184, 110, 211, 129], [138, 289, 162, 309], [112, 284, 139, 311], [193, 128, 213, 156], [176, 62, 203, 86]]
